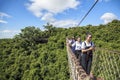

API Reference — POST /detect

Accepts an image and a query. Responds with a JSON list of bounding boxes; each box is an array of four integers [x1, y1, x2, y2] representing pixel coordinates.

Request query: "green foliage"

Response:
[[0, 20, 120, 80]]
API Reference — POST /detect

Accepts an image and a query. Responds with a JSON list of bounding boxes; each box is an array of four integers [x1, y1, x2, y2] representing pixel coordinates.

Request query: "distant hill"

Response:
[[0, 20, 120, 80]]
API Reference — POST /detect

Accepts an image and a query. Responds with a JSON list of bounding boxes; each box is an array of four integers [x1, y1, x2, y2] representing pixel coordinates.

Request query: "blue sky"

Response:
[[0, 0, 120, 38]]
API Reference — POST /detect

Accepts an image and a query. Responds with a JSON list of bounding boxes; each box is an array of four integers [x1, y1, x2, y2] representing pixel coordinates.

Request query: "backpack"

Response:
[[83, 41, 93, 56], [84, 41, 93, 49]]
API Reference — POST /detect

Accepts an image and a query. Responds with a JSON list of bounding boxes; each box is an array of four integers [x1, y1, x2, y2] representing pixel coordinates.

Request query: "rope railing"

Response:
[[92, 47, 120, 80], [66, 38, 120, 80]]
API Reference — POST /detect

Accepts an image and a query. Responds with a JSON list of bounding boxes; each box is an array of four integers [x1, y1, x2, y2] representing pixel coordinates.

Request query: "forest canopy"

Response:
[[0, 20, 120, 80]]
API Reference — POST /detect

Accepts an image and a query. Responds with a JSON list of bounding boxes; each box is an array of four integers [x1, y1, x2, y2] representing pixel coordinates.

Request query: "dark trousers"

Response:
[[75, 50, 81, 64], [81, 53, 93, 75]]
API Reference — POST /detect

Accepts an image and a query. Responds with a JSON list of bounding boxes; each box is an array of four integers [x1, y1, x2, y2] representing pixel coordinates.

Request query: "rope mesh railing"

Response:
[[92, 47, 120, 80]]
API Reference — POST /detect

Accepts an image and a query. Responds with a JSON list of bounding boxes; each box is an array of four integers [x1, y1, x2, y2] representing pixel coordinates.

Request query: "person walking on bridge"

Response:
[[68, 36, 76, 53], [71, 37, 82, 62], [81, 33, 95, 77]]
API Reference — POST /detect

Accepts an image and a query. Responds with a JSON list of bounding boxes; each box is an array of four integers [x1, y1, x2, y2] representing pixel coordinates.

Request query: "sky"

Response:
[[0, 0, 120, 38]]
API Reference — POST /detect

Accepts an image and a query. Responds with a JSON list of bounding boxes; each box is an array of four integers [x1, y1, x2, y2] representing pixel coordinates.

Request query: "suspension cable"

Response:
[[77, 0, 99, 27]]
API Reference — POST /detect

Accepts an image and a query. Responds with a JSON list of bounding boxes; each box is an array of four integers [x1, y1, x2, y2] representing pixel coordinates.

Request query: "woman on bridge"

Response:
[[81, 33, 95, 77], [68, 36, 76, 53], [71, 37, 82, 62]]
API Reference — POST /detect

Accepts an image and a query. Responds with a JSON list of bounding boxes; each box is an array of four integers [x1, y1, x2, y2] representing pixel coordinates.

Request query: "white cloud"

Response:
[[0, 30, 20, 39], [100, 13, 117, 24], [2, 30, 12, 33], [0, 19, 8, 24], [0, 12, 11, 24], [27, 0, 79, 15], [41, 13, 56, 22], [52, 19, 77, 28], [0, 12, 11, 18], [26, 0, 80, 27]]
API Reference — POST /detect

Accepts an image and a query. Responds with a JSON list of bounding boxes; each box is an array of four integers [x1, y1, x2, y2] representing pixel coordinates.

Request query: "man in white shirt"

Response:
[[81, 33, 95, 77]]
